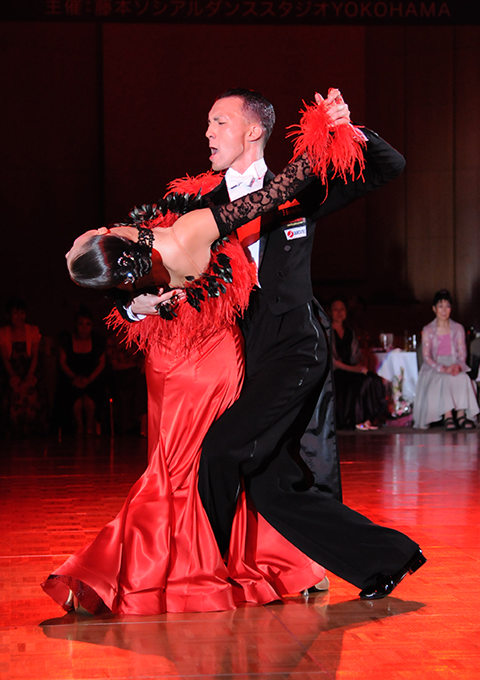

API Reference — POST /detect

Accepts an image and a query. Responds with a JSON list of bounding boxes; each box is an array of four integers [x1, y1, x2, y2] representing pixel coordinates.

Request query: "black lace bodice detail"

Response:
[[211, 154, 312, 238]]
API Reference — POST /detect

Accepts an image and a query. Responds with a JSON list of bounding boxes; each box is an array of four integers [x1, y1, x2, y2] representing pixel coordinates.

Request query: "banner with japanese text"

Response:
[[1, 0, 479, 25]]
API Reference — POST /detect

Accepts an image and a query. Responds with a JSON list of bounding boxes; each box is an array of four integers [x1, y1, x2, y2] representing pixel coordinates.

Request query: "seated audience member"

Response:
[[105, 331, 147, 436], [55, 307, 106, 435], [414, 289, 478, 430], [469, 335, 480, 381], [330, 298, 387, 430], [0, 297, 47, 436]]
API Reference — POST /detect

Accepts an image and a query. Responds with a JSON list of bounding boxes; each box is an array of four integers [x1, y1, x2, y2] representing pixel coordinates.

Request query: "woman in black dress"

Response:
[[330, 298, 387, 430], [56, 307, 106, 434]]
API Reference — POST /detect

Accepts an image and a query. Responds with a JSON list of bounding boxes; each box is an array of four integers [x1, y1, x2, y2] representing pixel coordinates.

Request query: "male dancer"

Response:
[[131, 88, 426, 599]]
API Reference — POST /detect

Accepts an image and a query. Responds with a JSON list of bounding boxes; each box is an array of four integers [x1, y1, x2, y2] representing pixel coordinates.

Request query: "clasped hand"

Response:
[[10, 374, 36, 389], [72, 376, 90, 388], [131, 288, 185, 316], [315, 88, 351, 126]]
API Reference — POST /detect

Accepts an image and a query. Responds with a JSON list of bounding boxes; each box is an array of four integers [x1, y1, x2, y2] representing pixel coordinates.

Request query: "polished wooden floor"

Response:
[[1, 429, 479, 679]]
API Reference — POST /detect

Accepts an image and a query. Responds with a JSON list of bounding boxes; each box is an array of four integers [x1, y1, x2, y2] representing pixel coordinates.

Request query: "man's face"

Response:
[[206, 96, 255, 172]]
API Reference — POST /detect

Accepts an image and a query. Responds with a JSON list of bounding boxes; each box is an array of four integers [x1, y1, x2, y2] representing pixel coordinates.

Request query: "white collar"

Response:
[[225, 158, 268, 187]]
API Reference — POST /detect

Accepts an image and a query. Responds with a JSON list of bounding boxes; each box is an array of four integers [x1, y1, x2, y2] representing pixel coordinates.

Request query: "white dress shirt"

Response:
[[225, 157, 267, 269]]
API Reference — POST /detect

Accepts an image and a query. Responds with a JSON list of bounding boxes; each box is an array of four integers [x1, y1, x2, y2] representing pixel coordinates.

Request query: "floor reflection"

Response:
[[40, 596, 425, 678]]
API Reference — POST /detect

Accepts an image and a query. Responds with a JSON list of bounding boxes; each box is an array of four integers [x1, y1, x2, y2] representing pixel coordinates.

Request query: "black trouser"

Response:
[[198, 291, 418, 590]]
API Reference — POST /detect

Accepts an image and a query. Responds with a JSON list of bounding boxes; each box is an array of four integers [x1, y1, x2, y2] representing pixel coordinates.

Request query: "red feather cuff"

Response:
[[287, 98, 367, 183]]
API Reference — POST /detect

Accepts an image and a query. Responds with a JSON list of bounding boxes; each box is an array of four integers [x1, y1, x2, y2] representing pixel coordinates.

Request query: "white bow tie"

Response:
[[226, 172, 257, 190]]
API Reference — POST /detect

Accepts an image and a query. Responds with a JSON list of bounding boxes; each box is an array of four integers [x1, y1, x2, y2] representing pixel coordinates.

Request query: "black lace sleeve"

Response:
[[211, 154, 312, 238]]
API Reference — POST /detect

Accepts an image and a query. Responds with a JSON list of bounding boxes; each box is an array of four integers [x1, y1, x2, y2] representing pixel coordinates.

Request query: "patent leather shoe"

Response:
[[359, 549, 427, 600]]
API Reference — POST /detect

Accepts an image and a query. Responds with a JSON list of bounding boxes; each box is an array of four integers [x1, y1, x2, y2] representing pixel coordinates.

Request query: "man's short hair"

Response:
[[216, 88, 276, 143]]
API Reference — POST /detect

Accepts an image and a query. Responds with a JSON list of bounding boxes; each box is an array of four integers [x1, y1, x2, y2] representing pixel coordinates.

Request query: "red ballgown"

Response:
[[42, 322, 324, 614], [42, 180, 327, 615]]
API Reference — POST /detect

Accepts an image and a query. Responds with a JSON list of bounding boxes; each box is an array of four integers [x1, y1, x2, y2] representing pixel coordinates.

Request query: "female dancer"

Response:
[[42, 119, 338, 615]]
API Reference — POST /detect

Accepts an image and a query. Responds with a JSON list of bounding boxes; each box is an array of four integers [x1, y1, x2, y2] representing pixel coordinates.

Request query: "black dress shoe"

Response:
[[359, 549, 427, 600]]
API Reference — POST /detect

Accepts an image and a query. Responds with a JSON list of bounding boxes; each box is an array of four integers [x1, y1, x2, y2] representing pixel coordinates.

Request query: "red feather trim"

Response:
[[287, 100, 367, 183], [165, 170, 224, 198], [146, 171, 225, 230], [106, 237, 255, 358], [107, 170, 254, 357]]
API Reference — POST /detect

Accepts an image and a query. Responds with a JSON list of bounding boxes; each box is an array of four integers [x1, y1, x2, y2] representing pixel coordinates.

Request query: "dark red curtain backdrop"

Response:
[[1, 22, 479, 334]]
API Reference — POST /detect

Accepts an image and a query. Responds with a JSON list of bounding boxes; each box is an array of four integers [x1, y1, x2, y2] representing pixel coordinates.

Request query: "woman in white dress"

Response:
[[414, 289, 478, 430]]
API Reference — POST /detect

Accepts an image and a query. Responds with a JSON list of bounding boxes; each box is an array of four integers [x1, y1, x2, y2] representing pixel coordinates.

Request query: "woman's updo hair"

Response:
[[432, 289, 453, 306], [68, 234, 152, 289]]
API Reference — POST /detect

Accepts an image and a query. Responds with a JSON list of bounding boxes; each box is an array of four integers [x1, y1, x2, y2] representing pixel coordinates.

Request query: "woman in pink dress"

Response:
[[414, 289, 478, 430]]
